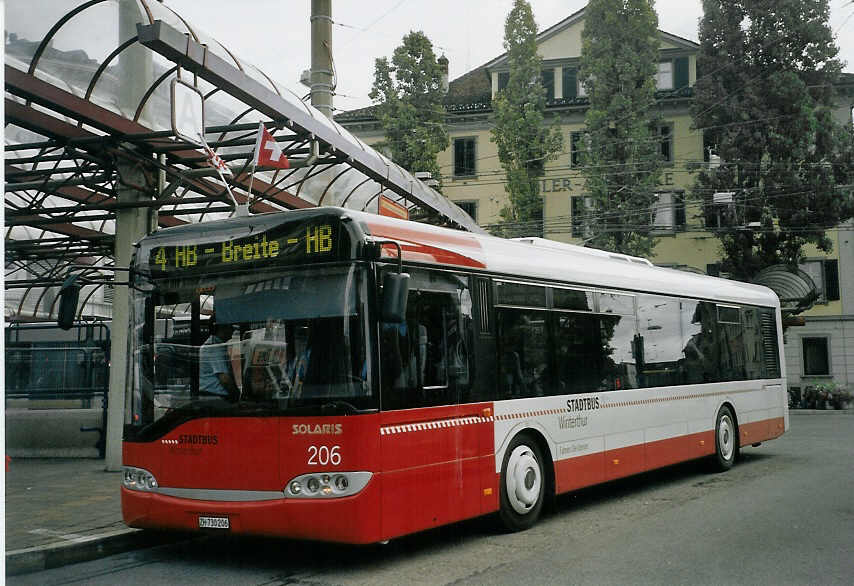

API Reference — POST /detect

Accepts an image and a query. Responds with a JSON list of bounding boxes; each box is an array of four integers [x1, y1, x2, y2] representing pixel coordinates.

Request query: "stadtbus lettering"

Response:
[[566, 397, 600, 412]]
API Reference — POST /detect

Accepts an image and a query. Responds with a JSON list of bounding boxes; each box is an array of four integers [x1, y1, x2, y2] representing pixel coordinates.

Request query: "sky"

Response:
[[156, 1, 854, 113]]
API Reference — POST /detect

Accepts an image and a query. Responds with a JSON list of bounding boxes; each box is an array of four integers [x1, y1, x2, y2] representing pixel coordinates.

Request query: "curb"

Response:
[[5, 528, 186, 576], [790, 408, 854, 415]]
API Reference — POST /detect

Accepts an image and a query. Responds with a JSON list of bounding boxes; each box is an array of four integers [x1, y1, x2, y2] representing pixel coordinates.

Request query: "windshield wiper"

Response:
[[320, 400, 376, 415]]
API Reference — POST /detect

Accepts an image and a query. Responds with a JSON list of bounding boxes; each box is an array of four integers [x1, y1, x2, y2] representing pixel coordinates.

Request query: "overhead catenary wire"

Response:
[[450, 181, 854, 236], [435, 106, 844, 175], [477, 183, 854, 234]]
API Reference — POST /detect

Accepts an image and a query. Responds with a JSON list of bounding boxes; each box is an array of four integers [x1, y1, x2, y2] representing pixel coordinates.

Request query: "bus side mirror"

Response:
[[58, 275, 82, 330], [382, 272, 410, 323]]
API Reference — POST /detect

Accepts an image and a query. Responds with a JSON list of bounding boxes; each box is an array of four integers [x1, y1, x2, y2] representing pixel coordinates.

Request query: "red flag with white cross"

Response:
[[252, 123, 290, 169]]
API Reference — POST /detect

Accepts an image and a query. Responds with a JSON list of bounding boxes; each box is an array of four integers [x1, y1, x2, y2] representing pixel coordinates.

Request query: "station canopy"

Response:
[[4, 0, 481, 321]]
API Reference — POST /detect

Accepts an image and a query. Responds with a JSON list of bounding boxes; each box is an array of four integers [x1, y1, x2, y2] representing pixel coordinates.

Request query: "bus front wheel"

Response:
[[711, 405, 737, 472], [499, 434, 545, 531]]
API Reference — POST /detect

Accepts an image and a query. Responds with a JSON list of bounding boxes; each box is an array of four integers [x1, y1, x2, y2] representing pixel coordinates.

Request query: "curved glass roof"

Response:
[[5, 0, 479, 320]]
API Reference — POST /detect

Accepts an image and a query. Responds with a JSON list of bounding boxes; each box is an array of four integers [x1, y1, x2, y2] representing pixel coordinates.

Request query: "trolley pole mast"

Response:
[[310, 0, 334, 119]]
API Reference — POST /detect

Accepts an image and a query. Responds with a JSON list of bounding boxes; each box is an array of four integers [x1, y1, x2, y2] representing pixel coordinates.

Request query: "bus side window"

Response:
[[637, 296, 684, 388], [598, 313, 638, 391], [551, 313, 602, 395], [496, 308, 549, 398], [682, 300, 719, 384], [380, 269, 471, 409]]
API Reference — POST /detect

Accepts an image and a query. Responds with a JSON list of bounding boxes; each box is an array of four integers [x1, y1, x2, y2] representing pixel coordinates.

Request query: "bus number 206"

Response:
[[307, 445, 341, 466]]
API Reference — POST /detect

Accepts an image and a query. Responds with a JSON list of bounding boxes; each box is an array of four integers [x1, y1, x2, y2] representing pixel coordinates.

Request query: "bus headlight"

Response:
[[285, 471, 371, 499], [122, 466, 159, 492], [334, 475, 349, 491]]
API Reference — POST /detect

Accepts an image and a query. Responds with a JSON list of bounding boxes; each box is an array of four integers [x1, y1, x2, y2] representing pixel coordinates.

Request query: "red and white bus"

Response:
[[120, 207, 787, 542]]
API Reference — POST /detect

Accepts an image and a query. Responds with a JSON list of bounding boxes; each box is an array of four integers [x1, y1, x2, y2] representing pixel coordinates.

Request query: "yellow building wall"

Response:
[[440, 107, 708, 251], [538, 24, 584, 60]]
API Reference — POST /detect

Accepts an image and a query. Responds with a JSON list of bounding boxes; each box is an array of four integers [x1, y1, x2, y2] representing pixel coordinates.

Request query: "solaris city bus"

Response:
[[112, 207, 786, 542]]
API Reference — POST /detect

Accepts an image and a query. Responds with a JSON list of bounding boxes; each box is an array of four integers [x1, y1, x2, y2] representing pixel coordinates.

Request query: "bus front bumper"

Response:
[[121, 479, 382, 544]]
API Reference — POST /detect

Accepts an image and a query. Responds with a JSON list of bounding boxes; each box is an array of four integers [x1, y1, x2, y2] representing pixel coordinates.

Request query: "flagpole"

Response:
[[216, 167, 241, 216], [247, 122, 264, 212], [247, 160, 257, 211]]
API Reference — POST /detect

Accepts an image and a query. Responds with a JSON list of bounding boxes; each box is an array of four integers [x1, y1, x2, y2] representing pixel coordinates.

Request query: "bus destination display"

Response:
[[148, 222, 338, 275]]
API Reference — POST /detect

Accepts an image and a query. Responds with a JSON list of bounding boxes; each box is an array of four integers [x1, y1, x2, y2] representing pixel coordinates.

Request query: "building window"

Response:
[[656, 57, 690, 91], [454, 200, 478, 222], [562, 67, 577, 99], [802, 337, 830, 376], [497, 71, 509, 92], [453, 137, 476, 177], [541, 68, 555, 101], [659, 124, 673, 162], [570, 131, 585, 167], [674, 56, 689, 89], [799, 259, 840, 303], [657, 61, 673, 90], [571, 195, 593, 238], [651, 192, 686, 233]]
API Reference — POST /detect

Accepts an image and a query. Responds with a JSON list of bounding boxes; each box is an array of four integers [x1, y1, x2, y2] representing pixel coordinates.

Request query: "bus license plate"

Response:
[[198, 516, 229, 529]]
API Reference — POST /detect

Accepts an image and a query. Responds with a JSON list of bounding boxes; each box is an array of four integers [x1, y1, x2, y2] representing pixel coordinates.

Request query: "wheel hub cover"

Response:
[[506, 445, 541, 515]]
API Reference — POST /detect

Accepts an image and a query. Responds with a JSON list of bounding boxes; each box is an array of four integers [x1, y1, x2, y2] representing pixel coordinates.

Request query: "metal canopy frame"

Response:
[[134, 20, 479, 231], [5, 1, 478, 321]]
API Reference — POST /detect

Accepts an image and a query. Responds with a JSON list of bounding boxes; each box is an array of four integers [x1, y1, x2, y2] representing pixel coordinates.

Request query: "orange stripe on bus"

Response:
[[551, 416, 784, 495]]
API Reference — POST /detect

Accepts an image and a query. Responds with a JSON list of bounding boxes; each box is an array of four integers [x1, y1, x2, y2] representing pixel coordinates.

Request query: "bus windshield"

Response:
[[129, 264, 374, 429]]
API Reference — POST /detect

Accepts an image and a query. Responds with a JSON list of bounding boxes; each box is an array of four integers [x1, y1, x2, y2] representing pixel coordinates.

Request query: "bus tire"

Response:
[[711, 405, 737, 472], [499, 433, 545, 532]]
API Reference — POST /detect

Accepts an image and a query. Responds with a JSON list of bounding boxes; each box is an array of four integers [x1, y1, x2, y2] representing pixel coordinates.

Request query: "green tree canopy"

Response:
[[578, 0, 664, 257], [490, 0, 563, 237], [692, 0, 852, 280], [370, 31, 449, 187]]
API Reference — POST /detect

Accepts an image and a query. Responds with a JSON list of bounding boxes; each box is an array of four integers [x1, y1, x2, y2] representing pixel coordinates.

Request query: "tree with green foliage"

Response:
[[692, 0, 852, 281], [370, 31, 449, 188], [491, 0, 563, 237], [577, 0, 664, 257]]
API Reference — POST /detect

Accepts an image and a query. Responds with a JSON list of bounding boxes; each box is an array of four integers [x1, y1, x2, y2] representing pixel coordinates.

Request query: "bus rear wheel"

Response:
[[711, 405, 737, 472], [499, 434, 545, 531]]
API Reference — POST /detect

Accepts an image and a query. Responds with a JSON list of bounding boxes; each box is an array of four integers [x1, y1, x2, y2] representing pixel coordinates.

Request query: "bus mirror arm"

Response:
[[368, 238, 410, 323]]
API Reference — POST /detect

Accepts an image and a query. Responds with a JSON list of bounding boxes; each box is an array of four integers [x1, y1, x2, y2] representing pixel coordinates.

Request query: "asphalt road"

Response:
[[10, 411, 854, 585]]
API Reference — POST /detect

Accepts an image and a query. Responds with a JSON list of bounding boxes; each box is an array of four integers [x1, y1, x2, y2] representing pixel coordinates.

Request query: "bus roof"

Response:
[[357, 210, 779, 308]]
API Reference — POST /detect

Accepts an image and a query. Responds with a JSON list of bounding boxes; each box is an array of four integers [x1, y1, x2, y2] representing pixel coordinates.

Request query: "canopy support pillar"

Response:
[[105, 159, 155, 471]]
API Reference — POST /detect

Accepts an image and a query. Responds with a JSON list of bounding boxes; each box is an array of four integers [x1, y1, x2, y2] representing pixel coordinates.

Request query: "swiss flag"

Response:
[[252, 123, 290, 169]]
